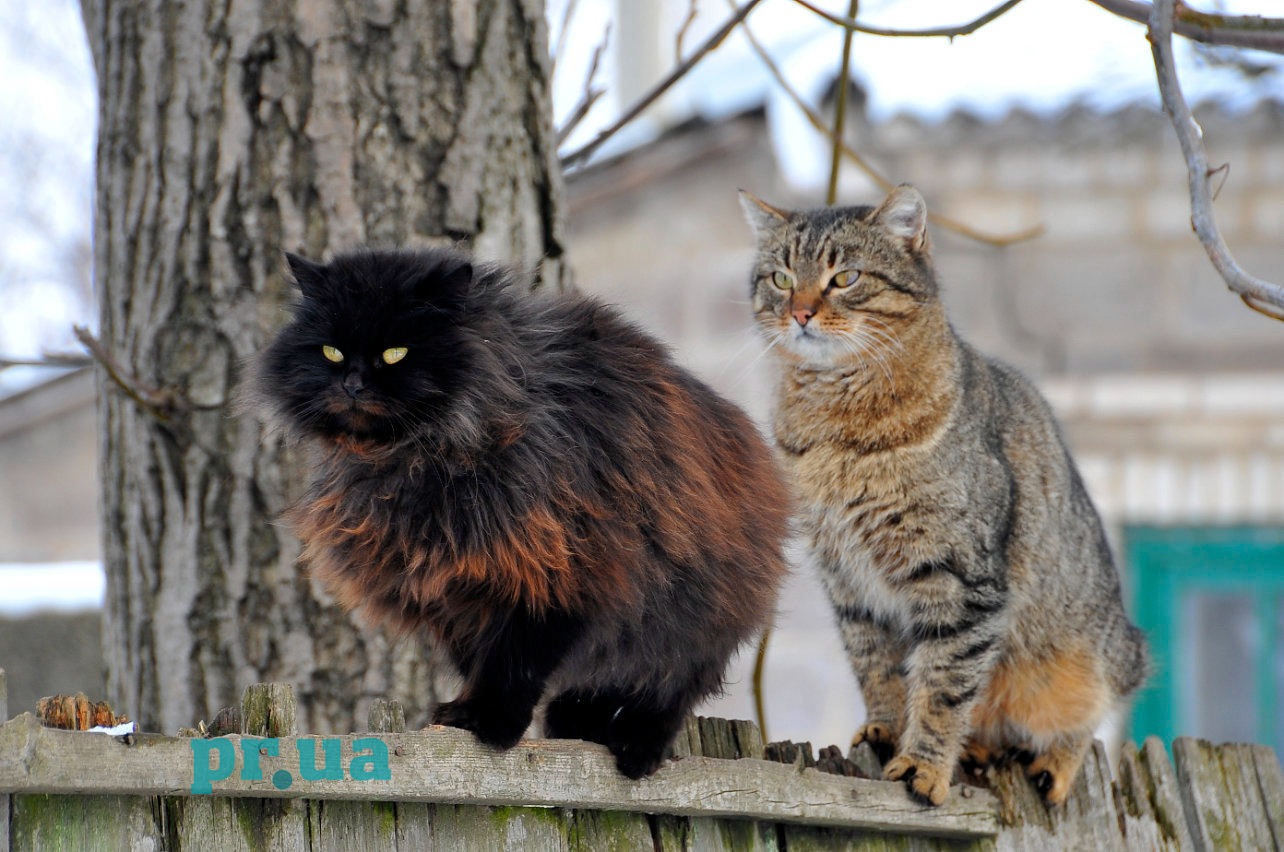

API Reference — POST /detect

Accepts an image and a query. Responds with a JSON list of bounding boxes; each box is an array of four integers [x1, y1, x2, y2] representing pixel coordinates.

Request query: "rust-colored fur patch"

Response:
[[973, 646, 1108, 738], [287, 484, 599, 629]]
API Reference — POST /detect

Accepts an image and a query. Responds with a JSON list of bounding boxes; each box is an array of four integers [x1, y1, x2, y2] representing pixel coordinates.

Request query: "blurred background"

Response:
[[1, 0, 1282, 758]]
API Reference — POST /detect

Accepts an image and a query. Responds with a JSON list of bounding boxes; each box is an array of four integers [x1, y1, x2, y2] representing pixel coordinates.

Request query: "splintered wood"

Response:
[[34, 693, 129, 731]]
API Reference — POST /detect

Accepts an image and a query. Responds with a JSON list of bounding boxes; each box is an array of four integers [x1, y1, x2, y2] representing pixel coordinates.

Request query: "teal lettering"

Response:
[[349, 737, 391, 781], [240, 738, 279, 781], [190, 738, 236, 794], [297, 738, 343, 781]]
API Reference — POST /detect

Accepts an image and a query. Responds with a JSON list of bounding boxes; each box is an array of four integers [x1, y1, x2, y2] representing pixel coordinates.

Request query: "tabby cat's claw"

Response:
[[1026, 754, 1073, 806], [851, 721, 899, 763], [883, 754, 951, 806]]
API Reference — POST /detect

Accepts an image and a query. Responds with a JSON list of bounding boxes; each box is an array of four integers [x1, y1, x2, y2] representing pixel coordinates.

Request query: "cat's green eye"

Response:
[[771, 271, 794, 290], [322, 345, 344, 363], [382, 347, 408, 365], [831, 270, 859, 288]]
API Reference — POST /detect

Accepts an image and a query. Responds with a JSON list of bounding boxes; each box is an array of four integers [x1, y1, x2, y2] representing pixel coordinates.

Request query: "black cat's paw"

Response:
[[431, 699, 529, 751], [609, 739, 670, 780]]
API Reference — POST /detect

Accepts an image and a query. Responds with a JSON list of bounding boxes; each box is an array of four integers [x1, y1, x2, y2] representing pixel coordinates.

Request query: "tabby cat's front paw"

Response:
[[883, 754, 952, 806], [851, 721, 899, 764], [431, 699, 529, 751]]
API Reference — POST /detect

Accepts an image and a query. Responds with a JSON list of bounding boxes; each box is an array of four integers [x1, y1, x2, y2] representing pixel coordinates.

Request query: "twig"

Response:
[[73, 325, 179, 419], [752, 628, 771, 744], [549, 0, 581, 76], [560, 0, 767, 169], [0, 353, 93, 369], [827, 0, 860, 206], [556, 23, 610, 146], [676, 0, 700, 60], [1148, 0, 1284, 314], [735, 6, 1043, 247], [1093, 0, 1284, 55], [788, 0, 1027, 39]]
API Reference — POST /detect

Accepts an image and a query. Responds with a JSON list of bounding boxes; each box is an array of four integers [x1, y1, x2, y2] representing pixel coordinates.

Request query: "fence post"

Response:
[[240, 682, 298, 738], [1, 669, 8, 852]]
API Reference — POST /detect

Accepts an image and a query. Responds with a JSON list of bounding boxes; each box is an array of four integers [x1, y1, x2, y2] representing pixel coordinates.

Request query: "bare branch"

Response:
[[549, 0, 581, 76], [676, 0, 700, 60], [1148, 0, 1284, 314], [560, 0, 768, 169], [788, 0, 1027, 39], [826, 0, 861, 207], [556, 23, 610, 146], [0, 353, 93, 369], [734, 6, 1043, 247], [73, 325, 179, 419], [1092, 0, 1284, 54]]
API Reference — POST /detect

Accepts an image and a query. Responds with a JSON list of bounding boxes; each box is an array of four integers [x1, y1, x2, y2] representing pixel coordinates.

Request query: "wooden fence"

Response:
[[1, 673, 1280, 850]]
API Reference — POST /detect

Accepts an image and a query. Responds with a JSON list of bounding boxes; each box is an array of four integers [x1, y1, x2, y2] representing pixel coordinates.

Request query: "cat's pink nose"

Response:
[[792, 306, 816, 327]]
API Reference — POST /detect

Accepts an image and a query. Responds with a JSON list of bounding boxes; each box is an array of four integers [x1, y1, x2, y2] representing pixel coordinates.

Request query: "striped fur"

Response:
[[742, 186, 1147, 806], [244, 248, 789, 778]]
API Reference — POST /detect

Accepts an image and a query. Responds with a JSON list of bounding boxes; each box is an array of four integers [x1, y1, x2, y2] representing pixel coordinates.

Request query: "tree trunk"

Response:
[[78, 0, 567, 735]]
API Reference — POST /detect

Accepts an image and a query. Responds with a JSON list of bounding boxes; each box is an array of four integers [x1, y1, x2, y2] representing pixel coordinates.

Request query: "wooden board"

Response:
[[0, 713, 998, 840]]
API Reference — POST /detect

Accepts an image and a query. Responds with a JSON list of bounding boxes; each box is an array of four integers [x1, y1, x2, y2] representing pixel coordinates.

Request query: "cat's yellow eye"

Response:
[[382, 347, 408, 365], [831, 270, 859, 288], [771, 271, 794, 290], [322, 345, 344, 363]]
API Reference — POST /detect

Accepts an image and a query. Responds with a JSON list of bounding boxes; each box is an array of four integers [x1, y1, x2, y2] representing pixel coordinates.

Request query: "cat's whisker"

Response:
[[860, 317, 906, 358], [717, 331, 777, 382], [836, 328, 896, 389], [726, 330, 785, 390]]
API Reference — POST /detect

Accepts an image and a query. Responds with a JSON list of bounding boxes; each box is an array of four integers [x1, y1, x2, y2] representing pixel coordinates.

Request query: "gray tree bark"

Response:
[[78, 0, 567, 735]]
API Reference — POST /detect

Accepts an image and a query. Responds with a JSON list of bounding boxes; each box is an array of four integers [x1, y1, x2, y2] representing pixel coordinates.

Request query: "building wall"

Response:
[[0, 369, 99, 563]]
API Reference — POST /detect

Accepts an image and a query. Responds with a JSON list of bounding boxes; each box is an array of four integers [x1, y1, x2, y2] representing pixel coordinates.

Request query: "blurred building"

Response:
[[565, 100, 1284, 752]]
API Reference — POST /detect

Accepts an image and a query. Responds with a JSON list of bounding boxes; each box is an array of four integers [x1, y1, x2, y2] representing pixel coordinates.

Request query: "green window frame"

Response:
[[1127, 525, 1284, 751]]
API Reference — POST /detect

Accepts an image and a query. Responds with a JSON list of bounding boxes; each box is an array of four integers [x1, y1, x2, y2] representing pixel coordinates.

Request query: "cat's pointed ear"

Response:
[[739, 190, 789, 234], [872, 184, 929, 253], [441, 258, 473, 292], [412, 253, 474, 314], [284, 252, 326, 293]]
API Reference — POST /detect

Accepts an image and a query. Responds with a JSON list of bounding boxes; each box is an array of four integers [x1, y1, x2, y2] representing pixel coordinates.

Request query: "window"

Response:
[[1127, 526, 1284, 754]]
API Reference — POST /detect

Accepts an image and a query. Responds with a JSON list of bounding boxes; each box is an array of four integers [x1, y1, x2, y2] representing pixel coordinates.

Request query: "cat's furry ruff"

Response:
[[742, 186, 1147, 806], [245, 247, 789, 778]]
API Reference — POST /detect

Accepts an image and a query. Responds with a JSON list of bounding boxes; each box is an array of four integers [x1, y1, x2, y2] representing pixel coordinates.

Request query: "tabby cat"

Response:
[[245, 247, 789, 778], [741, 186, 1147, 806]]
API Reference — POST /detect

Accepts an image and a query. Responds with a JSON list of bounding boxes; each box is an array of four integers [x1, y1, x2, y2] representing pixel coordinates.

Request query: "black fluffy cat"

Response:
[[245, 247, 789, 777]]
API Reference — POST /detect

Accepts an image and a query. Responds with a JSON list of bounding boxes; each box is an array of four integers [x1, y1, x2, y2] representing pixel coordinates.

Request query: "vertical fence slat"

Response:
[[428, 804, 571, 852], [1115, 738, 1194, 851], [565, 808, 656, 851], [309, 800, 399, 851], [10, 795, 165, 850], [1248, 744, 1284, 847], [1173, 737, 1246, 851], [1219, 743, 1280, 851], [1, 670, 7, 852], [170, 798, 309, 852]]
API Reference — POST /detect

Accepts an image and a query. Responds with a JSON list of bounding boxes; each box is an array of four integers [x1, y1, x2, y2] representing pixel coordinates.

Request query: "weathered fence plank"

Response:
[[0, 671, 7, 852], [0, 713, 999, 839], [1114, 737, 1195, 851], [10, 794, 164, 851], [566, 808, 656, 851], [1248, 743, 1284, 846], [1173, 736, 1278, 851], [168, 797, 309, 852]]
